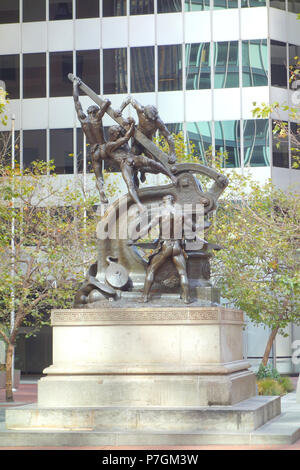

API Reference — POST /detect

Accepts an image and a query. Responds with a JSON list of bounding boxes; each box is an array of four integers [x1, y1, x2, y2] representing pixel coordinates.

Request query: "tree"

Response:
[[0, 160, 98, 401], [209, 172, 300, 366]]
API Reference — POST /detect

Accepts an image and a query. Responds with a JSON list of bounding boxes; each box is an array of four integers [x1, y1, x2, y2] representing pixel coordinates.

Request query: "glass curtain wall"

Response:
[[76, 0, 99, 18], [157, 0, 182, 13], [243, 119, 269, 166], [270, 0, 286, 10], [130, 0, 154, 15], [186, 43, 211, 89], [185, 0, 210, 10], [103, 0, 127, 16], [130, 47, 155, 93], [215, 120, 241, 167], [214, 42, 239, 88], [23, 130, 47, 169], [271, 40, 287, 88], [49, 0, 72, 20], [186, 122, 213, 164], [103, 49, 127, 94], [158, 45, 182, 91], [0, 0, 19, 23], [241, 0, 266, 5], [23, 0, 46, 22], [242, 40, 268, 87], [214, 0, 238, 8]]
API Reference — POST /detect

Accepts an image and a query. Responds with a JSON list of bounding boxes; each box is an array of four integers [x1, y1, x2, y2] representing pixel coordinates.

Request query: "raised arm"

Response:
[[73, 79, 86, 121], [96, 98, 111, 120]]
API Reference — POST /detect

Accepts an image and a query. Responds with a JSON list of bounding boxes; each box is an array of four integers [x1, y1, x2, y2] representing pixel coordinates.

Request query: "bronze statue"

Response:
[[73, 77, 110, 203], [115, 96, 176, 184], [130, 195, 207, 304], [97, 120, 178, 211]]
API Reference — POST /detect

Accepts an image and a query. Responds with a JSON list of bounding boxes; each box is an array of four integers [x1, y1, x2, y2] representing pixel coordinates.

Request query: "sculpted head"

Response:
[[162, 194, 174, 205], [87, 105, 99, 117], [108, 125, 123, 141], [144, 105, 158, 121]]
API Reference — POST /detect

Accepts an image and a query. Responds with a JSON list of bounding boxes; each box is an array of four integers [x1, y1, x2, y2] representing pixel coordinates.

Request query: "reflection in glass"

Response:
[[0, 0, 19, 24], [158, 45, 182, 92], [214, 0, 238, 8], [50, 128, 74, 174], [23, 0, 46, 22], [76, 50, 100, 95], [76, 0, 99, 18], [49, 0, 72, 20], [289, 44, 300, 89], [103, 0, 126, 16], [23, 53, 46, 99], [243, 120, 269, 167], [288, 0, 300, 13], [0, 54, 20, 99], [166, 123, 183, 135], [269, 0, 286, 10], [186, 122, 212, 164], [50, 52, 73, 97], [185, 0, 210, 11], [215, 120, 241, 167], [214, 42, 239, 88], [186, 43, 211, 90], [271, 40, 287, 88], [290, 122, 300, 169], [131, 47, 155, 93], [157, 0, 182, 13], [272, 120, 289, 168], [130, 0, 154, 15], [241, 0, 266, 6], [103, 49, 127, 94], [23, 130, 46, 169], [242, 40, 268, 87]]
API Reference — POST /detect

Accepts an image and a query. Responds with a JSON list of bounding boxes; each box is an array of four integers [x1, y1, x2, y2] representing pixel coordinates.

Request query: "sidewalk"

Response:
[[0, 376, 299, 450]]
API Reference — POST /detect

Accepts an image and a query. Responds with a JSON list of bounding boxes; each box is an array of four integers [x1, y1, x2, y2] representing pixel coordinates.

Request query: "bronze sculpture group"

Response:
[[70, 74, 228, 307]]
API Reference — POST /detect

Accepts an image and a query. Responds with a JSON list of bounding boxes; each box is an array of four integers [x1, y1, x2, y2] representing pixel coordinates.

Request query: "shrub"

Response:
[[257, 378, 285, 396], [256, 363, 280, 380], [278, 376, 294, 393]]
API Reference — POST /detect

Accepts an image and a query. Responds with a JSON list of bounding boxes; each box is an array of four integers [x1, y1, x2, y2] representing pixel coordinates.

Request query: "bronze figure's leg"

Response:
[[143, 244, 173, 303], [91, 147, 108, 203], [120, 161, 144, 211], [135, 156, 177, 186], [173, 250, 191, 304]]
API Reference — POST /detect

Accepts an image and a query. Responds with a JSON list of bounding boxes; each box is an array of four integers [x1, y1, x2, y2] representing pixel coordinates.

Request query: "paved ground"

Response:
[[0, 376, 299, 451]]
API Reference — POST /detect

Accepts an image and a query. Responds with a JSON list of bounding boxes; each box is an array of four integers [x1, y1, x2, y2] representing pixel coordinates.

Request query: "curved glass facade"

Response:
[[215, 120, 241, 167], [243, 119, 269, 167], [185, 0, 210, 10], [186, 43, 211, 90], [214, 42, 239, 88], [242, 40, 268, 87], [186, 122, 213, 164]]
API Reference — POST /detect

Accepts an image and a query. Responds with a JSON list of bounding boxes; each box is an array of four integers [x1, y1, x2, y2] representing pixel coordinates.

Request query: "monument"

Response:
[[4, 75, 281, 444]]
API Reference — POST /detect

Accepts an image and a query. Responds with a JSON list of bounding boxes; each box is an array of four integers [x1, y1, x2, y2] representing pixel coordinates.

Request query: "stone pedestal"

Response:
[[38, 306, 256, 408], [5, 305, 281, 439]]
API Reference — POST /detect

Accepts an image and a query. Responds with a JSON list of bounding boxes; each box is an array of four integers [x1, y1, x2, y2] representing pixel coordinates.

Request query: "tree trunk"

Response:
[[5, 343, 14, 402], [261, 326, 280, 367]]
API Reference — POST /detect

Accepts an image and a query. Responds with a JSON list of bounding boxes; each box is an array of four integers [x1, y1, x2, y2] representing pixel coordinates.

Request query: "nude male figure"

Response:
[[93, 120, 177, 211], [115, 97, 176, 182], [73, 77, 111, 203]]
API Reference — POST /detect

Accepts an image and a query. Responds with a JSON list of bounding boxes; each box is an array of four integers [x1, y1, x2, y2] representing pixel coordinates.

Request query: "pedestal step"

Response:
[[6, 396, 280, 433]]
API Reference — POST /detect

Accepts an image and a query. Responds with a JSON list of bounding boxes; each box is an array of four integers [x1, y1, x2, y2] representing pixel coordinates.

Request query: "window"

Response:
[[50, 128, 74, 174], [241, 0, 266, 6], [23, 53, 46, 99], [214, 0, 238, 8], [271, 40, 287, 88], [131, 47, 155, 93], [270, 0, 286, 10], [289, 44, 300, 89], [76, 0, 99, 18], [157, 0, 182, 13], [272, 120, 289, 168], [130, 0, 154, 15], [103, 0, 127, 16], [185, 0, 210, 11], [23, 130, 46, 169], [215, 120, 241, 167], [166, 123, 183, 135], [49, 0, 72, 20], [23, 0, 46, 22], [0, 131, 20, 166], [186, 122, 212, 164], [76, 50, 100, 95], [290, 122, 300, 169], [186, 43, 211, 90], [103, 48, 127, 94], [289, 0, 300, 13], [0, 0, 19, 24], [243, 120, 269, 166], [214, 42, 239, 88], [0, 55, 20, 99], [242, 40, 268, 87], [76, 128, 92, 173], [50, 51, 73, 97], [158, 45, 182, 91]]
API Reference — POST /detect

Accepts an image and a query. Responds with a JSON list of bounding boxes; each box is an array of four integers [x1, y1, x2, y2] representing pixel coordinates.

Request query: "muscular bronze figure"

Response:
[[73, 77, 111, 203], [130, 195, 206, 303], [115, 97, 176, 183], [95, 121, 177, 211]]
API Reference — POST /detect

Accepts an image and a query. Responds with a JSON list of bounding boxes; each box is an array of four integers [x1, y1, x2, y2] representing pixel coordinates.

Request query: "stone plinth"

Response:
[[36, 306, 256, 408]]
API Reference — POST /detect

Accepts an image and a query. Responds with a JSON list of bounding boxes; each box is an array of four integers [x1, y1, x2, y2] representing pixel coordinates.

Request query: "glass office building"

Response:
[[0, 0, 299, 373]]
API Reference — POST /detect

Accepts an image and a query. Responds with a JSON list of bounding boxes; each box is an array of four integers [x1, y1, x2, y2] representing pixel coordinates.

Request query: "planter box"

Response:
[[0, 370, 21, 389]]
